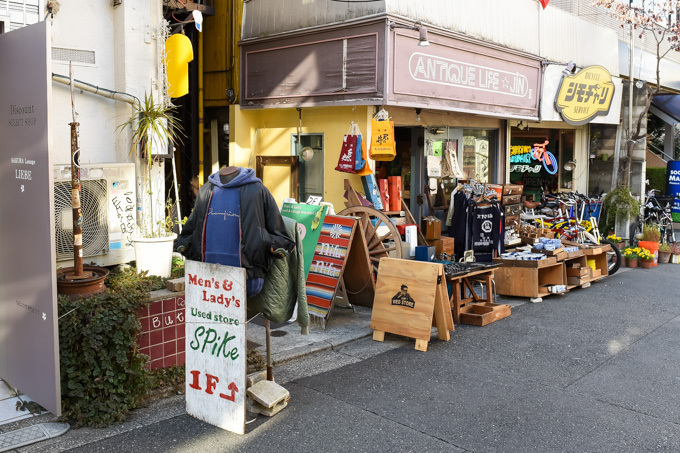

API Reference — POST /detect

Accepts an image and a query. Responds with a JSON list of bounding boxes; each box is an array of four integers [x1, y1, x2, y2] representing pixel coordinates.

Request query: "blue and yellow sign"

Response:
[[555, 65, 615, 126]]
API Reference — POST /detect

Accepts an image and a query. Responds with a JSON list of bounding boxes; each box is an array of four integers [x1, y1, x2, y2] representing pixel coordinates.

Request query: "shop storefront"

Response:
[[237, 17, 542, 219], [508, 64, 622, 201]]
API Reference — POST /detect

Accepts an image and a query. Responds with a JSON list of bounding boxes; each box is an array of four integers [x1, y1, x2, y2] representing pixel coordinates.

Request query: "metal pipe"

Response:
[[52, 73, 139, 106], [68, 64, 84, 276], [198, 31, 205, 184]]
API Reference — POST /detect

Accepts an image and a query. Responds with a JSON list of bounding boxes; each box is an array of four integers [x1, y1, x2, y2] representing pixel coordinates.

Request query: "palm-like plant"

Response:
[[118, 91, 184, 237]]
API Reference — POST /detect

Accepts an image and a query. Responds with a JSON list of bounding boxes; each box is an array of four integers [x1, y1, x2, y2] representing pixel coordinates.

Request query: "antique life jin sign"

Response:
[[185, 260, 246, 435]]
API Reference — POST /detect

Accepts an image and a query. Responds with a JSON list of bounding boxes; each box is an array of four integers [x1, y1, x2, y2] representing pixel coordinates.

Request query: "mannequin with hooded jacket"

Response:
[[175, 166, 294, 298]]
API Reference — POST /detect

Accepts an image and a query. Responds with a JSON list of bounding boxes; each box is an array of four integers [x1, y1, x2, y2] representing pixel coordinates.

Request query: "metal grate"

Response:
[[51, 46, 95, 64], [54, 179, 109, 261]]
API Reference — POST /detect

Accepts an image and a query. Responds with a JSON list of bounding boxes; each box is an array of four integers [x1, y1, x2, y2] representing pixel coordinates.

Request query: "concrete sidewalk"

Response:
[[1, 266, 642, 452]]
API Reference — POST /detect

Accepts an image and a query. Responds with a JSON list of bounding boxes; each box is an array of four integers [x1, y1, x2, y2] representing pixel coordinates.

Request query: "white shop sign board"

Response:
[[185, 260, 247, 435]]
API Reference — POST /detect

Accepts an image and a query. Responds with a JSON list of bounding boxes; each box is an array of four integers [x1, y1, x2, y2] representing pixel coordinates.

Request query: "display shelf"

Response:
[[492, 257, 566, 299]]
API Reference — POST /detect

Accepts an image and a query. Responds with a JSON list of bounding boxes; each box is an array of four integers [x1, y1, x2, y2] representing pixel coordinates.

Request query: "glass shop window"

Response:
[[509, 128, 575, 201], [462, 129, 497, 183]]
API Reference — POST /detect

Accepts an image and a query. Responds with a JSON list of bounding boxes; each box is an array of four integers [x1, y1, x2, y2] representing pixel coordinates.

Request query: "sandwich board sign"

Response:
[[185, 260, 246, 434]]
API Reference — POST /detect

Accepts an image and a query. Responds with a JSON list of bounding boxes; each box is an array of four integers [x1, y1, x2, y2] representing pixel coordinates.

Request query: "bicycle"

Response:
[[532, 140, 558, 175], [630, 190, 677, 246], [523, 190, 621, 275]]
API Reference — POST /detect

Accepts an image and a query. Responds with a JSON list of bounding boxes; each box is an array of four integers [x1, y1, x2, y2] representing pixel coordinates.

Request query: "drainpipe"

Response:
[[52, 73, 139, 106], [198, 31, 205, 184]]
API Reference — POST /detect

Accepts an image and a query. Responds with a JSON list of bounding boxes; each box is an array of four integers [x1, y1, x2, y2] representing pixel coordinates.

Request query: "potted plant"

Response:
[[638, 224, 661, 267], [638, 247, 655, 269], [623, 247, 639, 268], [606, 234, 625, 250], [118, 91, 185, 277], [671, 243, 680, 264], [601, 187, 640, 241], [658, 243, 672, 264]]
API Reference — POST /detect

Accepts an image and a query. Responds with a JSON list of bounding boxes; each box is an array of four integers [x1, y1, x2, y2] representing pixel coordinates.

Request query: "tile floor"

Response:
[[0, 380, 38, 426]]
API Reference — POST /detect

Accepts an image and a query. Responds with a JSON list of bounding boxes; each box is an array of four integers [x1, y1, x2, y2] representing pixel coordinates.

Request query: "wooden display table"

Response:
[[492, 257, 567, 301], [446, 267, 509, 326]]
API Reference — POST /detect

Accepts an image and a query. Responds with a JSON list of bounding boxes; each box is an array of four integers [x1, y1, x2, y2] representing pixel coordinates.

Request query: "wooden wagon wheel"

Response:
[[338, 206, 403, 274]]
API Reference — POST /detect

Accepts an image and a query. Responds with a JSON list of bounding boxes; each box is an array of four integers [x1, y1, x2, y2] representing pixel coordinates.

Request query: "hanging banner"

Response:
[[185, 260, 246, 435], [281, 202, 328, 277], [667, 161, 680, 222], [555, 65, 615, 126]]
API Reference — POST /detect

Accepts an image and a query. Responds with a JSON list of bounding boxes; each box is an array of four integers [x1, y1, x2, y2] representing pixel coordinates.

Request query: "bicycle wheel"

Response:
[[543, 151, 559, 175], [601, 238, 622, 275], [663, 220, 676, 244], [629, 221, 642, 248]]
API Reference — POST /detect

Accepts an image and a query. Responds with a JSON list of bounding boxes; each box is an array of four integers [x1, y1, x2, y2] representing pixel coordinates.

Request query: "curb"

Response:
[[271, 330, 374, 365]]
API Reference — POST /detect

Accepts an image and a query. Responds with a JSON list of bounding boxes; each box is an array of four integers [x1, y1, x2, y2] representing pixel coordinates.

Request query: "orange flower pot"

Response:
[[627, 258, 639, 268], [640, 258, 654, 269], [638, 241, 659, 266]]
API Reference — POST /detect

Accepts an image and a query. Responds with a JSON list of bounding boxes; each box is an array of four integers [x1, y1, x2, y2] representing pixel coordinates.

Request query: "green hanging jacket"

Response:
[[247, 216, 310, 334]]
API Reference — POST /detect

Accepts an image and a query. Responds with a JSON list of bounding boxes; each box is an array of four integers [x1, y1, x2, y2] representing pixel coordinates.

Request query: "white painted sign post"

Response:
[[185, 260, 247, 435]]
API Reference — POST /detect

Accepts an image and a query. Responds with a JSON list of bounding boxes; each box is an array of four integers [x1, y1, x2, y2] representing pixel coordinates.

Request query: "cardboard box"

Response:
[[567, 276, 588, 286], [426, 236, 454, 256], [421, 216, 441, 240], [566, 266, 592, 278], [537, 228, 555, 239]]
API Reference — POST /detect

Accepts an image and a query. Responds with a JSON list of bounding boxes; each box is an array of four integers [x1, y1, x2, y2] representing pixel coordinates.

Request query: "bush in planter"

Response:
[[601, 187, 640, 236], [58, 268, 165, 427], [640, 224, 661, 243]]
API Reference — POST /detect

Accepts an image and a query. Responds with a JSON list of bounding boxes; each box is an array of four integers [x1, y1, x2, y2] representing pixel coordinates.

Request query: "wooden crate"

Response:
[[459, 303, 511, 326], [493, 258, 566, 298]]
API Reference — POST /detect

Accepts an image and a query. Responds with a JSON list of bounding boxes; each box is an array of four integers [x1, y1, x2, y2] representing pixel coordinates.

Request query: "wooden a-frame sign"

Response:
[[305, 215, 375, 328], [370, 258, 453, 351]]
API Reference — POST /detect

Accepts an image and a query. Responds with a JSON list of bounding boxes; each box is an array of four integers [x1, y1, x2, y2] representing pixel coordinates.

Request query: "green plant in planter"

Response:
[[601, 187, 640, 236], [58, 268, 154, 427], [672, 243, 680, 255], [640, 224, 661, 243], [117, 91, 185, 238], [659, 243, 671, 253]]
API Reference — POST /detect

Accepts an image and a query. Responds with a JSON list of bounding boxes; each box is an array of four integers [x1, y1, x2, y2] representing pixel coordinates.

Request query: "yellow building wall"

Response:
[[229, 104, 505, 209], [229, 104, 373, 211]]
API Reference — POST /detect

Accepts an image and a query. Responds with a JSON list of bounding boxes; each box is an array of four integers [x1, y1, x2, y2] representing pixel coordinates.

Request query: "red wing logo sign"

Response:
[[555, 65, 615, 126], [391, 284, 416, 309], [539, 0, 550, 9]]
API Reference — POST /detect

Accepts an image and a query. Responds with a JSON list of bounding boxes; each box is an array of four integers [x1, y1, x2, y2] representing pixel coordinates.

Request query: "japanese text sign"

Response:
[[555, 65, 615, 125]]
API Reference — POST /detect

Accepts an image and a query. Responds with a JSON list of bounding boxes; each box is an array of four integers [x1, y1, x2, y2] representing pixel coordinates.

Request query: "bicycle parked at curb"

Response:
[[629, 189, 677, 247]]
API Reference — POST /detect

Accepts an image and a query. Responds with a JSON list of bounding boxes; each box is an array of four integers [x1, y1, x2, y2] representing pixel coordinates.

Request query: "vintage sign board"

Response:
[[185, 260, 246, 435], [305, 215, 358, 324], [370, 258, 453, 351], [0, 22, 61, 415], [555, 65, 615, 126]]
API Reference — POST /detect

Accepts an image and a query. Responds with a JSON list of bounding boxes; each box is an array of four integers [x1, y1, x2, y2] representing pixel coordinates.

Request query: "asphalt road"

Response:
[[28, 264, 680, 452]]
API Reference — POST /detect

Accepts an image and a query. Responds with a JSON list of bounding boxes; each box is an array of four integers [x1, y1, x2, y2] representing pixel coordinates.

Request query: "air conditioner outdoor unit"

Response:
[[53, 163, 137, 268]]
